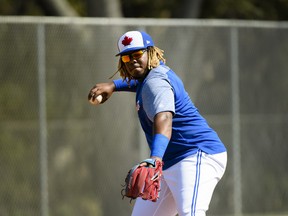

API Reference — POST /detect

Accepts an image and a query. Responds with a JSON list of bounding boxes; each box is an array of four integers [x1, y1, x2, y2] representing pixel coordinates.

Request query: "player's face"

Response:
[[122, 49, 148, 80]]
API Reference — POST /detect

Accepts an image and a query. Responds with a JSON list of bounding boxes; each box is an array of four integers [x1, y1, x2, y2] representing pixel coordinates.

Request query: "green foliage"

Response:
[[122, 0, 175, 18], [67, 0, 87, 16], [201, 0, 288, 20]]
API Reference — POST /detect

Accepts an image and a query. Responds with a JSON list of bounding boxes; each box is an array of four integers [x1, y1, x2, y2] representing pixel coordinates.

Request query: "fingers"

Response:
[[139, 162, 154, 168], [88, 91, 93, 100], [88, 90, 95, 101], [139, 162, 147, 167], [88, 91, 97, 102], [88, 85, 100, 101]]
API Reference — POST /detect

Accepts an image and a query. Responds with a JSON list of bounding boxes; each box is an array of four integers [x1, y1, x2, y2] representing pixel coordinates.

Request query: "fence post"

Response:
[[37, 23, 49, 216], [230, 27, 242, 216]]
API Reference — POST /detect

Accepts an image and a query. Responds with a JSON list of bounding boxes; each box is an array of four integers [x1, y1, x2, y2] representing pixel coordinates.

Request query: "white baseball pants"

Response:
[[131, 150, 227, 216]]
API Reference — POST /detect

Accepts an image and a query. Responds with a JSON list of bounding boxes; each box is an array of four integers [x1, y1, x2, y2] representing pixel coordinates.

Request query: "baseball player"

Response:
[[88, 31, 227, 216]]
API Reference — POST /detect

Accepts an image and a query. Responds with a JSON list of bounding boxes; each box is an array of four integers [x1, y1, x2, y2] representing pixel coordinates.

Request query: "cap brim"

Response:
[[115, 46, 146, 56]]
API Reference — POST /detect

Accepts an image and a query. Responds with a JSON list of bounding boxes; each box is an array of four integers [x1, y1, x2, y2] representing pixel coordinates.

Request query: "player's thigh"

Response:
[[131, 179, 177, 216], [195, 152, 227, 212], [164, 151, 227, 216], [163, 153, 201, 215]]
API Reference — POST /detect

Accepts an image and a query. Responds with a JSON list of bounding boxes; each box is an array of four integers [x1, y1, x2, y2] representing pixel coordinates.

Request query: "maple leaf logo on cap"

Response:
[[122, 36, 133, 46]]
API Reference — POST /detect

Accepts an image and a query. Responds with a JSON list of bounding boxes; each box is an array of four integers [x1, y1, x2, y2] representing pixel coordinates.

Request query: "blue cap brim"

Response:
[[115, 46, 147, 56]]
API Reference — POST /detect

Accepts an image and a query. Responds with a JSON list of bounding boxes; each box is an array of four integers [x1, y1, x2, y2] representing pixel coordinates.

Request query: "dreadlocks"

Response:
[[110, 46, 166, 84]]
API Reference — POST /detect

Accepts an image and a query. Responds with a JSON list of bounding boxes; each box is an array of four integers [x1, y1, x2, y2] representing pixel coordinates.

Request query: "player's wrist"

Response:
[[109, 81, 116, 92], [151, 156, 162, 162], [150, 133, 170, 159]]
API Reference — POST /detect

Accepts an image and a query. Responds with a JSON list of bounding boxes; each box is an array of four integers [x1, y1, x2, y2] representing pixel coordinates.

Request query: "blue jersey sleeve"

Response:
[[113, 79, 138, 92]]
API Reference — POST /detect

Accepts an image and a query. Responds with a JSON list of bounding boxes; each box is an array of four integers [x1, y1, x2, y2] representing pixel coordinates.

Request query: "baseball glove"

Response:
[[121, 158, 163, 202]]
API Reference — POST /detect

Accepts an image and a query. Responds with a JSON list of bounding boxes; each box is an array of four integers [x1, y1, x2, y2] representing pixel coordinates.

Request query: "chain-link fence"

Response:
[[0, 17, 288, 216]]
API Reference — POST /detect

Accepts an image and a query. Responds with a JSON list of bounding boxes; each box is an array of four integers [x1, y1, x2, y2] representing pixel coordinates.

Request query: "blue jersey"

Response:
[[114, 64, 226, 170]]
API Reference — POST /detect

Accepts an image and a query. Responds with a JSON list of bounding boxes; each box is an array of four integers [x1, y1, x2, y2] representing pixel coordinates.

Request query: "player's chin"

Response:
[[130, 68, 146, 79]]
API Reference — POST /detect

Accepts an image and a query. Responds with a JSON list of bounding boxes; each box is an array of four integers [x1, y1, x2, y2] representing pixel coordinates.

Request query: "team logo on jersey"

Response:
[[122, 36, 133, 46], [136, 100, 140, 111]]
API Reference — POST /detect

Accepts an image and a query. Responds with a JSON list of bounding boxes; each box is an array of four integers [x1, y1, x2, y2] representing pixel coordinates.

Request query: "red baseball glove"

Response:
[[122, 158, 163, 202]]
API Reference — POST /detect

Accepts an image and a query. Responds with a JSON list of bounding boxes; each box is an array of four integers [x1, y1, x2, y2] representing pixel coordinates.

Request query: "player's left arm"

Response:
[[142, 75, 174, 162], [154, 112, 173, 141], [150, 111, 173, 162]]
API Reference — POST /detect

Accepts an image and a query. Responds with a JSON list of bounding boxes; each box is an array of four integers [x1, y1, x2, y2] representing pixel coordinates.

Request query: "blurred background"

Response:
[[0, 0, 288, 19], [0, 1, 288, 216], [0, 0, 288, 21]]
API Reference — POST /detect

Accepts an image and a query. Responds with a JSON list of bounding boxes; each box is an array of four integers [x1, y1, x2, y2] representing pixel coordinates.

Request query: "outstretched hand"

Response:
[[88, 82, 115, 104]]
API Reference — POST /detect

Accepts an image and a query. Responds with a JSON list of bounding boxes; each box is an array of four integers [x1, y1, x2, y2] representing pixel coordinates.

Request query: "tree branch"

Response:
[[86, 0, 123, 17], [37, 0, 78, 16]]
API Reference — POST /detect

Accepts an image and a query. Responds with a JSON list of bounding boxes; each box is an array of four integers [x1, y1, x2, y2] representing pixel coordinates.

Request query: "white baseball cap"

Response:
[[116, 31, 154, 56]]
